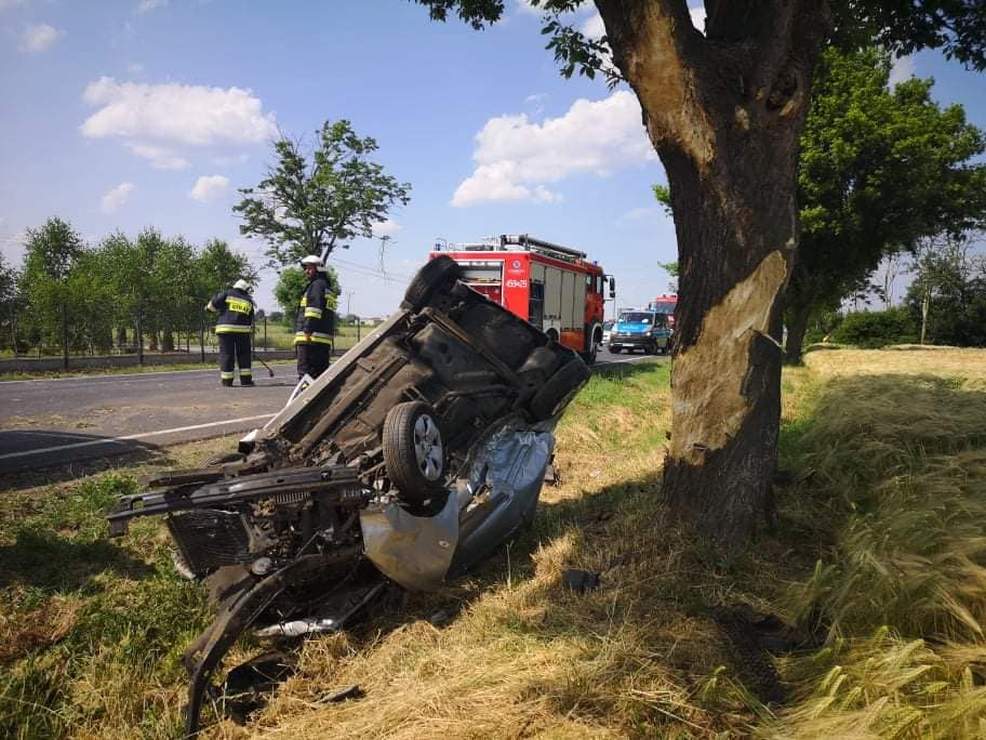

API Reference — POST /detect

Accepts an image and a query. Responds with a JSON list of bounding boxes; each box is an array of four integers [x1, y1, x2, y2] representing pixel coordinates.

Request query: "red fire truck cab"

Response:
[[430, 234, 612, 363], [649, 293, 678, 328]]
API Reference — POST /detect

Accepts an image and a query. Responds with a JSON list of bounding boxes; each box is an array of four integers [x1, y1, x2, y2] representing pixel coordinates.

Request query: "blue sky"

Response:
[[1, 1, 984, 316]]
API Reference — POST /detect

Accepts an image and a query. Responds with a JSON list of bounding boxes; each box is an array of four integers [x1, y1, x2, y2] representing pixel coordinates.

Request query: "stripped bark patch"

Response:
[[669, 251, 788, 465]]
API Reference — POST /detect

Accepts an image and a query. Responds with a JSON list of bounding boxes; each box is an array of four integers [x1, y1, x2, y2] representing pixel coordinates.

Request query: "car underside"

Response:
[[107, 256, 591, 735]]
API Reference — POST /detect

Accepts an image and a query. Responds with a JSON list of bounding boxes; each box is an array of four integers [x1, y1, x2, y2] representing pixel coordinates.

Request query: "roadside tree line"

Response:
[[0, 218, 256, 360]]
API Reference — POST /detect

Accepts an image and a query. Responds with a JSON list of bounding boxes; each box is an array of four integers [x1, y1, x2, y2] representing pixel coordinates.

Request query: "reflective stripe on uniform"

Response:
[[226, 297, 252, 314], [304, 307, 323, 318], [294, 331, 333, 345], [220, 371, 235, 379], [215, 324, 252, 333], [239, 369, 252, 376]]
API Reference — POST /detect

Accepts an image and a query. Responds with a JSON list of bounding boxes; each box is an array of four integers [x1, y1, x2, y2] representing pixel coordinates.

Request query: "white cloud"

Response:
[[581, 12, 605, 39], [81, 77, 277, 157], [515, 0, 540, 14], [126, 142, 189, 170], [189, 175, 230, 202], [101, 182, 135, 214], [19, 23, 64, 53], [452, 90, 653, 207], [137, 0, 167, 12], [889, 55, 915, 88], [689, 5, 706, 33], [620, 206, 661, 223], [373, 219, 402, 238]]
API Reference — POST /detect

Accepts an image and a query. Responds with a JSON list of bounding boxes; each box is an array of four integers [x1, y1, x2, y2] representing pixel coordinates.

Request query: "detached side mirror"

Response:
[[608, 276, 616, 299]]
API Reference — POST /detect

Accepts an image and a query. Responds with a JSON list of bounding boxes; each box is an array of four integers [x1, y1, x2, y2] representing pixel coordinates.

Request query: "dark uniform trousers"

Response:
[[219, 333, 252, 381], [297, 342, 330, 380]]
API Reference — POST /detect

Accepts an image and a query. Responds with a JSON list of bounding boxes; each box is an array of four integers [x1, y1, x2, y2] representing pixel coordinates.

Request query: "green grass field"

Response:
[[257, 323, 367, 351], [3, 349, 986, 738]]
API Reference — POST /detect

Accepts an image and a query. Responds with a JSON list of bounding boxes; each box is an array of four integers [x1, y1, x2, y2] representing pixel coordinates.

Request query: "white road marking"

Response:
[[0, 413, 274, 462]]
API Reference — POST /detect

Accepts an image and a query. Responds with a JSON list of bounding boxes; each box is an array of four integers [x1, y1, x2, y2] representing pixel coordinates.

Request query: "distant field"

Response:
[[256, 322, 369, 351], [3, 348, 986, 738]]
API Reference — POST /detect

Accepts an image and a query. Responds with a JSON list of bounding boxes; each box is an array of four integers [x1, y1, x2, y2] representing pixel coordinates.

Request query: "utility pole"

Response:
[[345, 290, 358, 343]]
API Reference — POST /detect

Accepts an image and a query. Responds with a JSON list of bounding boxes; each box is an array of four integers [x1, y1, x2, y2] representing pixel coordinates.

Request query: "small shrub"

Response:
[[830, 308, 917, 348]]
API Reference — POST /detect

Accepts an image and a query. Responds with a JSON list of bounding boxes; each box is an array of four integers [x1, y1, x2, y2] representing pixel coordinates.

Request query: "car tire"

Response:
[[610, 346, 620, 354], [580, 343, 598, 366], [529, 357, 591, 421], [382, 401, 446, 502], [401, 256, 462, 311]]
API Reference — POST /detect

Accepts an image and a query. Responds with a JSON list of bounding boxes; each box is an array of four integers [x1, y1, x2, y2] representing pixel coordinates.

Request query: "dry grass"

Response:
[[805, 346, 986, 385], [763, 349, 986, 737]]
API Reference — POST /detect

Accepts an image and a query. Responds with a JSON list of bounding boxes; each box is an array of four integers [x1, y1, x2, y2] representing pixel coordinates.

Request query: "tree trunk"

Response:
[[162, 329, 175, 352], [784, 302, 811, 364], [920, 287, 930, 344], [597, 0, 828, 551], [136, 314, 144, 365], [61, 300, 69, 370], [659, 145, 795, 549]]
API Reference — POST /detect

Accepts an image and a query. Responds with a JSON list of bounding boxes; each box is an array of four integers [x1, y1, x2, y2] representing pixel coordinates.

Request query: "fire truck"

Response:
[[649, 293, 678, 327], [430, 234, 613, 363]]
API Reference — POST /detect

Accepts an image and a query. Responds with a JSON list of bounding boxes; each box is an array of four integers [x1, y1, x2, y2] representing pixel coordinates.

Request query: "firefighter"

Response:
[[206, 278, 255, 387], [295, 255, 335, 380]]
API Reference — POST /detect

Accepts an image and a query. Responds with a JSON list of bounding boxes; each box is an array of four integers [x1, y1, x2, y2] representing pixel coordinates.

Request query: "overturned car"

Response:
[[107, 256, 591, 734]]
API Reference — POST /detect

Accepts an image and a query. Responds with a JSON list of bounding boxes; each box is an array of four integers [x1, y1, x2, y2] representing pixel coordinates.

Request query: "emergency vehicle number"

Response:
[[506, 279, 528, 288]]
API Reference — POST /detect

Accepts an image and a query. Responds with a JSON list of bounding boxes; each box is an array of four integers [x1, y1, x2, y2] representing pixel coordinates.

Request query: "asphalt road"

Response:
[[0, 349, 655, 475]]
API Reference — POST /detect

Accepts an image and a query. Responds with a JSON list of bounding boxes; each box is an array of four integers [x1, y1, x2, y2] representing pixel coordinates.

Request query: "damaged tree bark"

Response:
[[596, 0, 829, 550]]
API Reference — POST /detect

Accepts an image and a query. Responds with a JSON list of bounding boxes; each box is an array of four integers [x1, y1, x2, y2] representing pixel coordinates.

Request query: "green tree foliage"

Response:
[[274, 266, 340, 326], [234, 119, 411, 267], [196, 239, 257, 300], [829, 307, 917, 348], [784, 46, 986, 362], [414, 2, 986, 79], [11, 221, 258, 355], [906, 237, 986, 347], [18, 218, 85, 352], [0, 252, 19, 351]]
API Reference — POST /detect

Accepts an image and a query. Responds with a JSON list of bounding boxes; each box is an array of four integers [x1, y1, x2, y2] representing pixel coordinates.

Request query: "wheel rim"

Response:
[[412, 413, 443, 481]]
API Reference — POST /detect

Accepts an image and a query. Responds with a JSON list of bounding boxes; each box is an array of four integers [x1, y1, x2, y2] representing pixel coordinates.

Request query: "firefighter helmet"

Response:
[[233, 279, 250, 291], [300, 255, 326, 272]]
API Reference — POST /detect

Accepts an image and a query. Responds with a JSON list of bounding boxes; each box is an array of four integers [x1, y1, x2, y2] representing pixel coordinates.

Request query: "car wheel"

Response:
[[401, 256, 462, 311], [610, 346, 620, 354], [382, 401, 446, 502], [529, 357, 591, 421]]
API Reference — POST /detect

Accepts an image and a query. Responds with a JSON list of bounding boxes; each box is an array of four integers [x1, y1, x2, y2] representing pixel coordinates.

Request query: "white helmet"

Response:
[[233, 279, 250, 291], [300, 254, 326, 272]]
